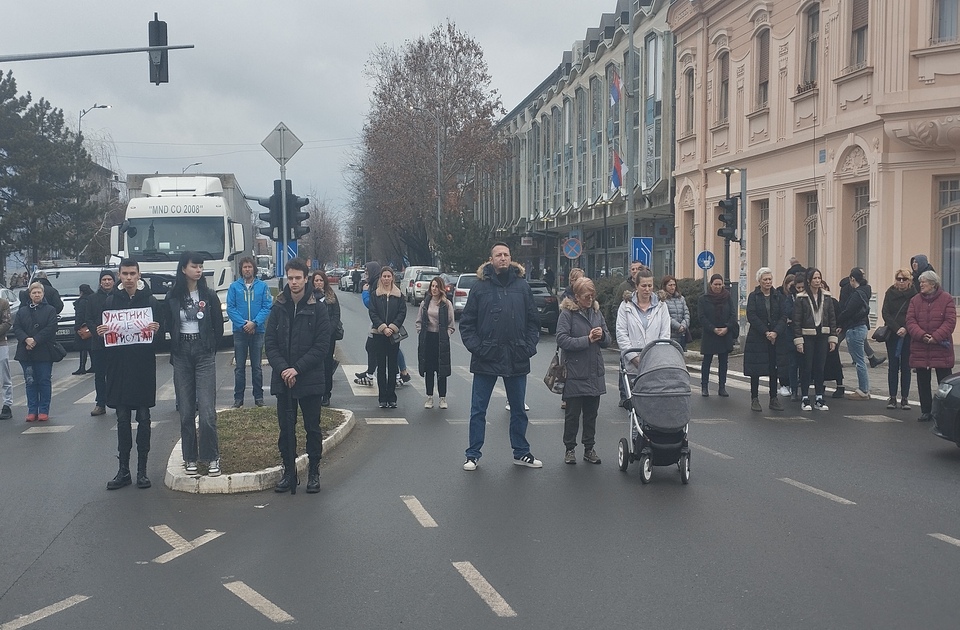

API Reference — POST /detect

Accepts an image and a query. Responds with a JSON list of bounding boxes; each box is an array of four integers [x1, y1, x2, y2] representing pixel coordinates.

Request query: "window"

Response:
[[757, 29, 770, 108], [759, 200, 770, 267], [575, 88, 587, 204], [853, 184, 870, 269], [563, 100, 573, 206], [805, 192, 819, 266], [531, 123, 541, 213], [940, 178, 960, 300], [542, 115, 551, 212], [684, 69, 695, 134], [717, 52, 730, 123], [644, 34, 663, 187], [934, 0, 959, 44], [850, 0, 869, 70], [590, 76, 604, 199], [804, 4, 820, 85]]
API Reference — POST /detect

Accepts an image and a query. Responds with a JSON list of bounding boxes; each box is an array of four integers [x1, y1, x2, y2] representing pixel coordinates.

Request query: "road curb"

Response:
[[163, 408, 357, 494]]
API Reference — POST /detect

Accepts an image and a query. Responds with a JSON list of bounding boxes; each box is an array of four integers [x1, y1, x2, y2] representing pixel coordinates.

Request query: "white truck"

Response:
[[110, 174, 253, 337]]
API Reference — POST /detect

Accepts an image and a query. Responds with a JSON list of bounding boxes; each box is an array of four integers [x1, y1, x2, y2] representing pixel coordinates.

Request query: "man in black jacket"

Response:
[[87, 270, 116, 416], [265, 258, 330, 494]]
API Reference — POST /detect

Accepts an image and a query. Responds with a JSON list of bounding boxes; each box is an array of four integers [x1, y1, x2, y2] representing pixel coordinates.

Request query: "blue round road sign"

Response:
[[697, 250, 716, 270], [563, 238, 582, 259]]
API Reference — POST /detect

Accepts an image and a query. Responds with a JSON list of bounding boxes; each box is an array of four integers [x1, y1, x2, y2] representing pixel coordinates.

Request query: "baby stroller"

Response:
[[617, 339, 692, 484]]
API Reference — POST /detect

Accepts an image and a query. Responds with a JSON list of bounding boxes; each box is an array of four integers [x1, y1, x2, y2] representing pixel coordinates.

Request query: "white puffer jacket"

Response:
[[616, 292, 672, 368]]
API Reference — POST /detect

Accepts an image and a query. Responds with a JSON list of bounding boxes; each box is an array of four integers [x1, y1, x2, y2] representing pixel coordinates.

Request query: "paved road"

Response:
[[1, 289, 959, 628]]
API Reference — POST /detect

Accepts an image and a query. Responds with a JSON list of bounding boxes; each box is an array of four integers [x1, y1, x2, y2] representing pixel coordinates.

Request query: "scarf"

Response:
[[706, 286, 731, 321]]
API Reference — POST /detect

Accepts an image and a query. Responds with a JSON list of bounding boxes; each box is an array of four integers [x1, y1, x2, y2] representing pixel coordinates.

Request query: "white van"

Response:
[[401, 266, 439, 303]]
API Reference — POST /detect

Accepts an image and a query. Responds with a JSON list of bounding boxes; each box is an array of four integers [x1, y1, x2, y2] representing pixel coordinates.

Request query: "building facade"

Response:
[[669, 0, 960, 317]]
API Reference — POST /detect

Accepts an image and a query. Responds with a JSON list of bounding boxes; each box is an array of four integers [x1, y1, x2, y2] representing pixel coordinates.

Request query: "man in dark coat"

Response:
[[20, 271, 63, 314], [265, 257, 331, 494], [351, 267, 363, 293], [459, 242, 542, 471], [87, 270, 116, 416], [98, 259, 163, 490]]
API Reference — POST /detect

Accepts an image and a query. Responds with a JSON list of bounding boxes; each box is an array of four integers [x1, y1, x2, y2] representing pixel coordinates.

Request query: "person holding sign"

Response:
[[98, 259, 163, 490], [167, 252, 224, 477]]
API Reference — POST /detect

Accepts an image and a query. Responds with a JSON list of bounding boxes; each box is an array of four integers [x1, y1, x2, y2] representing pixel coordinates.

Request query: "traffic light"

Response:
[[148, 13, 169, 85], [285, 181, 310, 240], [258, 180, 282, 239], [717, 197, 738, 241]]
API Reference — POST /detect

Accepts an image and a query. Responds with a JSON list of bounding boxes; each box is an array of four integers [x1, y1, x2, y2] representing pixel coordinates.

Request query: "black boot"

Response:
[[718, 384, 729, 397], [136, 452, 151, 489], [106, 454, 132, 490], [306, 461, 321, 493], [275, 464, 299, 494], [701, 384, 709, 397]]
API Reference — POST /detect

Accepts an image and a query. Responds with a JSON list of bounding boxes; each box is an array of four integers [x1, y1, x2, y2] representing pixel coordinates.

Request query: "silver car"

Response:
[[1, 287, 19, 338], [452, 273, 479, 319]]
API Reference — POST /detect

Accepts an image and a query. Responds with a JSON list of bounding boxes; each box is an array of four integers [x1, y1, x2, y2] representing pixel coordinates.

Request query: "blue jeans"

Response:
[[466, 373, 531, 460], [845, 324, 869, 393], [885, 335, 911, 398], [20, 361, 52, 415], [0, 345, 12, 407], [233, 331, 264, 403], [173, 344, 219, 463]]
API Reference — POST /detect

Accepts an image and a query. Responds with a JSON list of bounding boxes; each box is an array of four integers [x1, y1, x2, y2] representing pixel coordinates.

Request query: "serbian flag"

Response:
[[611, 150, 624, 190], [610, 69, 622, 105]]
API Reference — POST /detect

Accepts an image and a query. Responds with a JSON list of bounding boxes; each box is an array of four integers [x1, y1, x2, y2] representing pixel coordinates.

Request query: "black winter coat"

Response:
[[416, 297, 453, 378], [73, 295, 92, 350], [20, 279, 63, 314], [86, 287, 114, 350], [697, 291, 737, 355], [102, 288, 164, 408], [265, 287, 330, 398], [13, 301, 58, 363], [743, 287, 787, 377], [166, 285, 224, 356], [459, 262, 539, 377], [316, 290, 341, 347], [367, 284, 406, 337], [836, 283, 872, 330]]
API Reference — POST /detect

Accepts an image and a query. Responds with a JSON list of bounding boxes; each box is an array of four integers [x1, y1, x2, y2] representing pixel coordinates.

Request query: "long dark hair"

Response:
[[169, 251, 209, 301]]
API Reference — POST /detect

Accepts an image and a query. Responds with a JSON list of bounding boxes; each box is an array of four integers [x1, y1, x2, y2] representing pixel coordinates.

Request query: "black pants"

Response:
[[563, 396, 600, 450], [422, 332, 447, 397], [885, 335, 912, 398], [800, 334, 829, 398], [750, 342, 779, 398], [372, 335, 399, 403], [91, 349, 107, 407], [116, 406, 151, 455], [276, 393, 323, 466], [916, 366, 952, 413], [701, 353, 729, 387]]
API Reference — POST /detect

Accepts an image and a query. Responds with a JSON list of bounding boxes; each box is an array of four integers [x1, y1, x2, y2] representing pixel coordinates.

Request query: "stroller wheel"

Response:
[[617, 438, 630, 472], [679, 453, 691, 485], [639, 454, 653, 484]]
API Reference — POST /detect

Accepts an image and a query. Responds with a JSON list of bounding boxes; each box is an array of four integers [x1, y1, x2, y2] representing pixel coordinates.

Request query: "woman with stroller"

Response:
[[880, 268, 917, 410], [660, 275, 690, 350], [743, 268, 786, 412], [906, 270, 955, 422], [793, 268, 837, 412], [312, 270, 341, 407], [416, 276, 454, 410], [557, 277, 611, 465], [616, 267, 671, 371], [697, 274, 738, 397]]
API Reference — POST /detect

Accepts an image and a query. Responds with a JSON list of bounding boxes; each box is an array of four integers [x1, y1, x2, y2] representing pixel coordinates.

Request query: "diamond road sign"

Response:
[[261, 122, 302, 165]]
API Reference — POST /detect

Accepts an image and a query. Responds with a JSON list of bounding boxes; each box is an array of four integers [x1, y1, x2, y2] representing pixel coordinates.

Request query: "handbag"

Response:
[[77, 325, 92, 340], [51, 341, 67, 363], [871, 325, 891, 343], [543, 347, 566, 395], [334, 320, 344, 341], [390, 325, 408, 344]]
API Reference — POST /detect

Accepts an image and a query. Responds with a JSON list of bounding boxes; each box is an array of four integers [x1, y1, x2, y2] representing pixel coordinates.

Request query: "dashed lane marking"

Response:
[[767, 416, 815, 423], [400, 495, 439, 528], [452, 561, 517, 618], [149, 524, 225, 564], [365, 417, 409, 425], [691, 418, 734, 424], [929, 533, 960, 549], [223, 581, 295, 624], [778, 478, 856, 505], [845, 414, 902, 423], [689, 442, 734, 460], [22, 426, 73, 434], [0, 594, 90, 630], [111, 422, 161, 430], [453, 367, 507, 398]]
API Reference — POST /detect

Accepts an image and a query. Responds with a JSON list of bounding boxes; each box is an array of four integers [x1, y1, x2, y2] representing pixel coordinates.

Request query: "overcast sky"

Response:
[[3, 1, 616, 216]]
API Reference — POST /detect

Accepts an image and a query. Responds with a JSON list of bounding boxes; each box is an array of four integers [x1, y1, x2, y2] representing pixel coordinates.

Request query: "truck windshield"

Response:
[[126, 217, 225, 261]]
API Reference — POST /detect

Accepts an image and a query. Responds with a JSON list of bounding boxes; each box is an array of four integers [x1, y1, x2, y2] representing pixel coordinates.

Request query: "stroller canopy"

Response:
[[630, 339, 691, 431]]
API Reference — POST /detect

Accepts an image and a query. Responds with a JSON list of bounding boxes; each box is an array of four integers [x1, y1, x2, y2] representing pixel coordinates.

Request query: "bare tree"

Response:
[[297, 195, 341, 268]]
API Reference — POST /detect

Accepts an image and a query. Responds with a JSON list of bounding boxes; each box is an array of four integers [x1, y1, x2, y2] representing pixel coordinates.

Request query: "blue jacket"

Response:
[[459, 261, 539, 377], [227, 277, 272, 333]]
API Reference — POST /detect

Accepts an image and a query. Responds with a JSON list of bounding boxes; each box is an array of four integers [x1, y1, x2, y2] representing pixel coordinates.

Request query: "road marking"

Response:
[[75, 391, 97, 404], [527, 419, 563, 425], [778, 478, 856, 505], [149, 525, 225, 564], [767, 416, 815, 423], [223, 581, 295, 624], [400, 495, 438, 528], [342, 364, 379, 397], [929, 533, 960, 548], [689, 442, 733, 460], [12, 374, 87, 407], [156, 376, 176, 401], [0, 594, 90, 630], [22, 426, 73, 434], [451, 561, 517, 618], [453, 367, 507, 398], [111, 421, 161, 430], [365, 417, 408, 425], [691, 418, 734, 424], [845, 414, 902, 423]]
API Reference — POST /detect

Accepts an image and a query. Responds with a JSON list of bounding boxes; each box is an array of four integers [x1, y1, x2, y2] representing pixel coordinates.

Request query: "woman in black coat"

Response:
[[697, 273, 738, 397], [312, 270, 341, 408], [72, 284, 94, 375], [743, 268, 786, 412], [793, 268, 838, 411], [416, 276, 454, 410], [13, 283, 58, 421], [368, 266, 406, 409]]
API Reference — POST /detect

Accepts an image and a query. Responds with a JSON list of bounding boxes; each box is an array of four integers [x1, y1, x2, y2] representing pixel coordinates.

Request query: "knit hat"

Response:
[[99, 269, 115, 282], [79, 284, 93, 296]]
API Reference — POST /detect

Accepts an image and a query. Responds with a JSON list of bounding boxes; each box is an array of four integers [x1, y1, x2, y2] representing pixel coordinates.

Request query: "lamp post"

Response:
[[78, 103, 111, 135], [410, 105, 442, 264], [182, 162, 202, 174]]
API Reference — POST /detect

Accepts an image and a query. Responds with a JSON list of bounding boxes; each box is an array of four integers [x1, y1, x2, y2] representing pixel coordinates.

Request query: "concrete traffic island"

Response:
[[164, 409, 356, 494]]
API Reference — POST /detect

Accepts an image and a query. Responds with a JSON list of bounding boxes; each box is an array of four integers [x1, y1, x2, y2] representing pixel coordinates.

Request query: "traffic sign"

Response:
[[697, 250, 716, 270], [261, 122, 303, 166], [562, 237, 582, 259], [277, 240, 297, 265], [632, 237, 653, 267]]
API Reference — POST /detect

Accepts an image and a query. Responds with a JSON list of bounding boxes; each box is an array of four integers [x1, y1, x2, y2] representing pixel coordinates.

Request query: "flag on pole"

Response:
[[611, 150, 624, 190], [609, 69, 622, 105]]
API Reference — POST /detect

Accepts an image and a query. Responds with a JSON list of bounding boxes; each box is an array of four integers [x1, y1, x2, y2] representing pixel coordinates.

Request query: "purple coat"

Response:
[[906, 288, 956, 369]]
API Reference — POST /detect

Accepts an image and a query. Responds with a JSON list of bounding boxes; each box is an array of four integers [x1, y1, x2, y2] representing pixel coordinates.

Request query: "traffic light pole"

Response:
[[723, 172, 732, 286]]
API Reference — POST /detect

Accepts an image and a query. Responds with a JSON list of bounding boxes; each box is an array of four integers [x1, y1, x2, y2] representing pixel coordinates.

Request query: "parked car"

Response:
[[326, 268, 346, 286], [411, 271, 441, 306], [28, 266, 113, 349], [441, 273, 459, 302], [339, 271, 355, 291], [402, 266, 440, 302], [452, 273, 479, 319], [528, 280, 559, 334], [1, 287, 19, 338], [932, 373, 960, 447]]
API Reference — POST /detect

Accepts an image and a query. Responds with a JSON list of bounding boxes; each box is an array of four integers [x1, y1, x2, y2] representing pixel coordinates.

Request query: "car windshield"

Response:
[[528, 282, 551, 296], [126, 217, 225, 261], [457, 275, 479, 289], [35, 269, 107, 297], [417, 272, 440, 282]]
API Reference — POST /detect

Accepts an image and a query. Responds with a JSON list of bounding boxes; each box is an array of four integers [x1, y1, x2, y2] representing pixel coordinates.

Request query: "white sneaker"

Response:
[[207, 460, 221, 477], [814, 398, 829, 411], [424, 396, 434, 409], [513, 453, 543, 468], [439, 397, 448, 409], [184, 461, 198, 475], [463, 457, 478, 471], [778, 385, 792, 397], [505, 403, 530, 411], [800, 398, 812, 412]]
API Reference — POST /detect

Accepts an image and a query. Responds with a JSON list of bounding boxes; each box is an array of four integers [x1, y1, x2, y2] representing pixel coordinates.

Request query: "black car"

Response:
[[932, 372, 960, 446], [528, 280, 559, 334]]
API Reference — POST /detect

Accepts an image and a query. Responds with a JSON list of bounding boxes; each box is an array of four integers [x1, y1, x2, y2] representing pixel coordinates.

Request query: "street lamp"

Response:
[[410, 104, 442, 261], [78, 103, 111, 135], [182, 162, 202, 173]]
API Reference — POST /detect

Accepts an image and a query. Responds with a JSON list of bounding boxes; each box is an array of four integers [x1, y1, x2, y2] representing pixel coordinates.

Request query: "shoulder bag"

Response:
[[391, 325, 409, 344], [873, 301, 906, 343], [543, 346, 566, 395], [51, 341, 67, 362]]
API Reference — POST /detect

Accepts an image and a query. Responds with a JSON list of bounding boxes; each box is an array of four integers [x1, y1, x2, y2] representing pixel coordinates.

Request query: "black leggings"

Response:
[[800, 334, 829, 398], [750, 343, 779, 398], [422, 332, 446, 396], [917, 366, 952, 413]]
